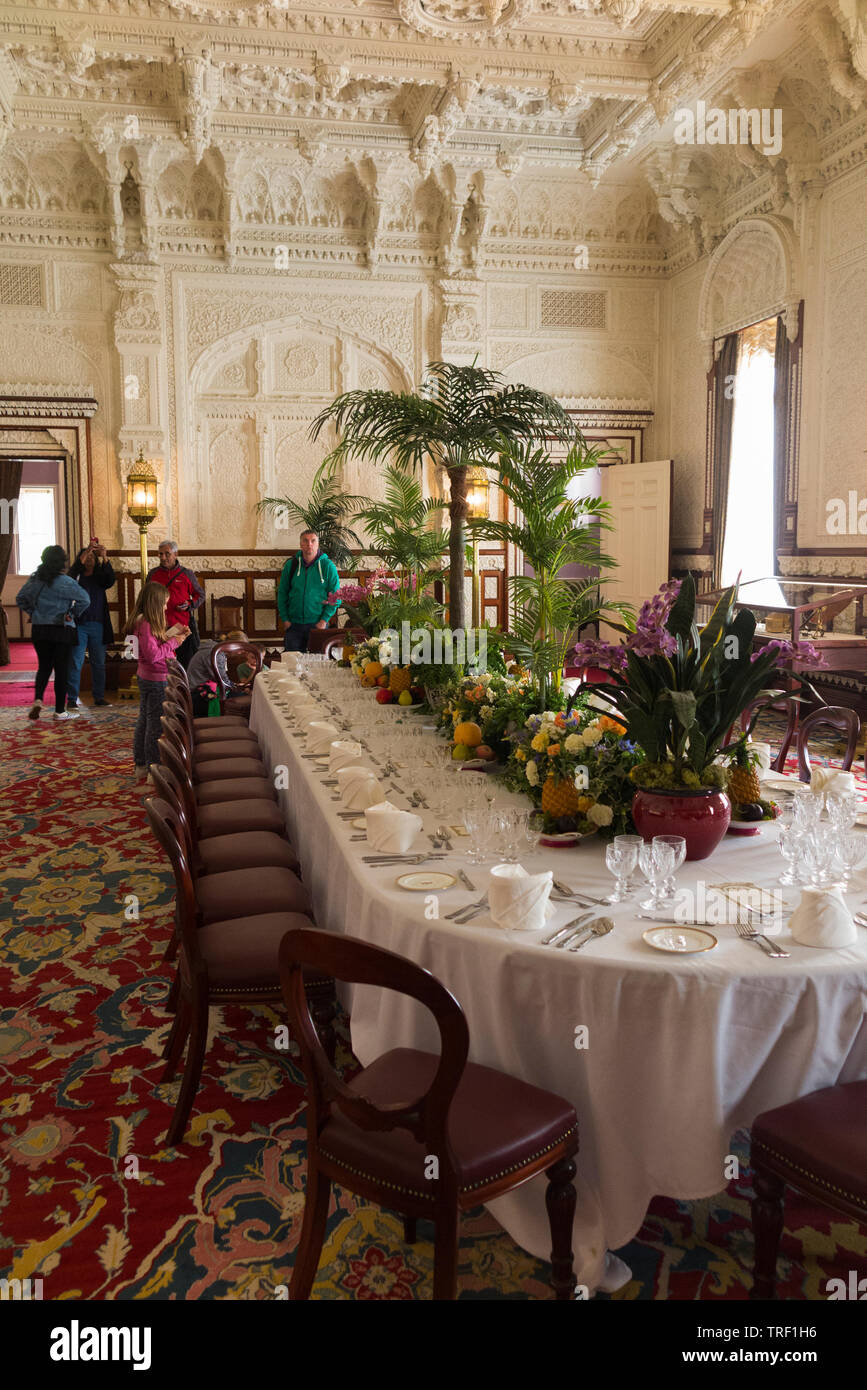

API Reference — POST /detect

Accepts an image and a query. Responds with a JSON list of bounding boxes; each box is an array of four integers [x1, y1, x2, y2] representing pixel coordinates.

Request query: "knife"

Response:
[[457, 868, 476, 892]]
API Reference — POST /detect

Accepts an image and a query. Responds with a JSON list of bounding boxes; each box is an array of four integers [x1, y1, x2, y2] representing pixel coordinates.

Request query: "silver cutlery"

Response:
[[445, 895, 487, 921], [552, 882, 607, 906], [734, 918, 790, 958], [852, 911, 867, 927], [429, 832, 442, 849], [437, 825, 453, 850], [413, 789, 430, 809], [541, 912, 595, 947], [457, 868, 476, 892], [362, 854, 448, 866], [567, 917, 615, 951]]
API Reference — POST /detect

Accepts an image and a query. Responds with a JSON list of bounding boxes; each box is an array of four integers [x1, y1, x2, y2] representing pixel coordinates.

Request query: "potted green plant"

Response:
[[569, 575, 820, 859], [309, 360, 577, 630]]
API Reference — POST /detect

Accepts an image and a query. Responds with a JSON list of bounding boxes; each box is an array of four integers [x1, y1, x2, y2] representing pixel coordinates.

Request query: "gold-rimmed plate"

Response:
[[642, 925, 717, 954], [315, 755, 331, 765], [396, 871, 457, 892], [352, 817, 367, 830]]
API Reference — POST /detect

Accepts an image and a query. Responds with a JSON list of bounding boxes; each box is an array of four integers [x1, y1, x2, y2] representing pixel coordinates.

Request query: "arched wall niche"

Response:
[[184, 314, 428, 550], [698, 215, 802, 353]]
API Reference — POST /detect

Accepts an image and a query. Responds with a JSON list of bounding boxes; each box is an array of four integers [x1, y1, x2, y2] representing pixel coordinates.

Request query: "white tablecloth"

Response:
[[251, 673, 867, 1290]]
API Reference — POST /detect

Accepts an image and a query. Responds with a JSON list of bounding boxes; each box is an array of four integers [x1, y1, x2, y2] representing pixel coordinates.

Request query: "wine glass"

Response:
[[777, 818, 805, 886], [826, 791, 860, 831], [834, 832, 866, 891], [792, 785, 822, 829], [604, 841, 636, 903], [615, 835, 642, 890], [463, 796, 493, 864], [638, 840, 676, 911], [653, 834, 686, 902]]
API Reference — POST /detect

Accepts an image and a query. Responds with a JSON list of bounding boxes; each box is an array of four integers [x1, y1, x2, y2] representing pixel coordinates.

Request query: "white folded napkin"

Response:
[[341, 772, 386, 810], [274, 677, 303, 694], [292, 700, 321, 722], [749, 742, 772, 776], [487, 863, 553, 932], [364, 799, 423, 853], [281, 652, 302, 672], [811, 767, 857, 797], [329, 739, 366, 773], [306, 720, 340, 753], [789, 885, 857, 949]]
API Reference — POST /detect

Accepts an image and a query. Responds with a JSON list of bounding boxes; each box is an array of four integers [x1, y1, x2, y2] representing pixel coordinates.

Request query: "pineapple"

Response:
[[727, 736, 761, 805], [389, 665, 412, 695], [541, 774, 582, 819]]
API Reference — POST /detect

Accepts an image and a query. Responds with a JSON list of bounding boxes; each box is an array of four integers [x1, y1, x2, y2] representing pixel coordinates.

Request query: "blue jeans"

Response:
[[283, 622, 315, 652], [68, 621, 106, 700]]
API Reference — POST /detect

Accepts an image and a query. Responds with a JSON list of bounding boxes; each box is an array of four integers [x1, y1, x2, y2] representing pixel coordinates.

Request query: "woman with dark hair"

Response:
[[16, 545, 90, 722]]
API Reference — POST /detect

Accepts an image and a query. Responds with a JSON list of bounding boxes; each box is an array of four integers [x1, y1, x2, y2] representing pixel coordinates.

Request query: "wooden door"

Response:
[[599, 459, 672, 637]]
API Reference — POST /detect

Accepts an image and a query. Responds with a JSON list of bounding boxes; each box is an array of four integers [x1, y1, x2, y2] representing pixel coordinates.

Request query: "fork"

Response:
[[445, 895, 487, 921], [437, 824, 453, 850], [853, 912, 867, 928], [734, 918, 790, 958], [553, 882, 607, 906]]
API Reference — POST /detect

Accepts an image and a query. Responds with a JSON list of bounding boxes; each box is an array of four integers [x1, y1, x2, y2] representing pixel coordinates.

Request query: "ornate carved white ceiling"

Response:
[[0, 0, 865, 271]]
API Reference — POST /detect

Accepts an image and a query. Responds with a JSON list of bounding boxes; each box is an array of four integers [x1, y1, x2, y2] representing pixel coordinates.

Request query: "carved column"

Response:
[[438, 279, 484, 367], [111, 263, 169, 549]]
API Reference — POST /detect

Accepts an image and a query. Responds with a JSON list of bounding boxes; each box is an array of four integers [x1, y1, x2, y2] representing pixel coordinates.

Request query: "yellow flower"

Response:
[[515, 749, 526, 762], [530, 732, 548, 752]]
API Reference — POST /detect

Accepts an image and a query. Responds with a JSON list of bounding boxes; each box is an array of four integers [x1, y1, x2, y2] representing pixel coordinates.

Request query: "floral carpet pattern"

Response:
[[0, 703, 865, 1301]]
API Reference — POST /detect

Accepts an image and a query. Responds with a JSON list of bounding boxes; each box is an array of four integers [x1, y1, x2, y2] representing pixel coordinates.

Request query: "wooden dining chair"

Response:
[[159, 713, 269, 788], [279, 928, 580, 1301], [738, 696, 799, 773], [749, 1081, 867, 1299], [167, 676, 251, 737], [144, 797, 334, 1146], [210, 640, 263, 719], [796, 705, 860, 781], [157, 736, 285, 834]]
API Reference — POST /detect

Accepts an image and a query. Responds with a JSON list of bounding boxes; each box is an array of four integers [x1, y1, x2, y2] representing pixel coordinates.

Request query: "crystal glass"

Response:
[[614, 835, 643, 890], [464, 798, 494, 864], [653, 834, 686, 901], [826, 791, 860, 831], [638, 840, 676, 911], [791, 785, 822, 829], [777, 818, 804, 886], [492, 808, 523, 863], [521, 809, 543, 853], [604, 841, 636, 903], [834, 831, 865, 891], [802, 823, 836, 886]]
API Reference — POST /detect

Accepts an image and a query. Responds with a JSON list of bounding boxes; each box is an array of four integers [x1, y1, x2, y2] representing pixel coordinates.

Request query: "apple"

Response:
[[375, 688, 394, 704], [476, 745, 494, 761]]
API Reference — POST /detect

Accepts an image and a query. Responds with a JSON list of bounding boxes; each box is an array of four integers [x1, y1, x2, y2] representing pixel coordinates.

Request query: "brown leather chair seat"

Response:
[[196, 831, 300, 877], [200, 910, 313, 986], [192, 715, 247, 730], [224, 694, 252, 718], [196, 866, 311, 923], [195, 756, 268, 782], [193, 725, 258, 744], [319, 1047, 579, 1202], [198, 799, 286, 838], [194, 740, 263, 763], [751, 1080, 867, 1210], [195, 777, 277, 806]]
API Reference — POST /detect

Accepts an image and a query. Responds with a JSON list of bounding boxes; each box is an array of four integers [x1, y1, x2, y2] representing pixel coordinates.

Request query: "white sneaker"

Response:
[[54, 710, 80, 721], [28, 700, 42, 720], [67, 697, 83, 709]]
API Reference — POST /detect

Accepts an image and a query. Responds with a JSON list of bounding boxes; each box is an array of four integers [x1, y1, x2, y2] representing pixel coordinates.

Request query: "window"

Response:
[[16, 485, 57, 575], [720, 318, 777, 587]]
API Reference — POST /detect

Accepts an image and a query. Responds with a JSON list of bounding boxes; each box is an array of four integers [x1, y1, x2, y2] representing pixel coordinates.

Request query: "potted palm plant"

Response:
[[469, 437, 632, 710], [570, 574, 820, 859], [256, 459, 365, 571], [309, 360, 577, 631]]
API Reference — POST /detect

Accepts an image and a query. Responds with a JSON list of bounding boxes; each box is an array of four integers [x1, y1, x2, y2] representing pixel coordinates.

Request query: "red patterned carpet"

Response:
[[0, 703, 864, 1300]]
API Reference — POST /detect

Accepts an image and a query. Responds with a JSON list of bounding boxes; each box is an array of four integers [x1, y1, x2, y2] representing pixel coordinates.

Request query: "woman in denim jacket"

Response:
[[16, 545, 90, 721]]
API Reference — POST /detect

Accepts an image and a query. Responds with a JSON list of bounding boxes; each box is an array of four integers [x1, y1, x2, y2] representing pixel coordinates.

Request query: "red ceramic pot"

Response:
[[631, 786, 732, 861]]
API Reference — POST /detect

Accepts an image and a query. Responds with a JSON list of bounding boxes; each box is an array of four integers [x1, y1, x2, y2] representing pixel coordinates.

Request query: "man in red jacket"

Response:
[[146, 539, 205, 668]]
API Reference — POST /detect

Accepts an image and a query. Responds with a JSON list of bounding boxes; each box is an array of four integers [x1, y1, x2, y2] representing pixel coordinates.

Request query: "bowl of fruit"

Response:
[[725, 737, 781, 835]]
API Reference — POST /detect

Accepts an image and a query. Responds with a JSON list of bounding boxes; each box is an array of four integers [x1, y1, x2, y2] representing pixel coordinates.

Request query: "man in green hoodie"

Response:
[[277, 529, 341, 651]]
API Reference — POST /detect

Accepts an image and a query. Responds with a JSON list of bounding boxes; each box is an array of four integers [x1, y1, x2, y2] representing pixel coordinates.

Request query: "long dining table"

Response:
[[251, 667, 867, 1293]]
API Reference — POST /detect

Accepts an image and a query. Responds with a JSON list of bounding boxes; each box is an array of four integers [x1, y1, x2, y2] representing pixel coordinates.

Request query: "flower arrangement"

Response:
[[503, 710, 644, 836], [437, 670, 548, 760], [328, 567, 402, 637], [569, 575, 824, 791]]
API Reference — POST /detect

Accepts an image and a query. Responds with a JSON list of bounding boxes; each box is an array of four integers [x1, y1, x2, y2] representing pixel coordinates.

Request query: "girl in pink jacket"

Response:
[[125, 582, 186, 777]]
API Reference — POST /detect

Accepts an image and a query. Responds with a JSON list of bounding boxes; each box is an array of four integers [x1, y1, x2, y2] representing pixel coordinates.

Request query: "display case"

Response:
[[697, 578, 867, 675]]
